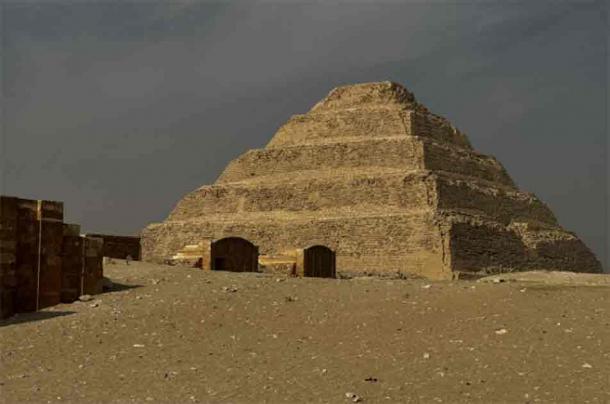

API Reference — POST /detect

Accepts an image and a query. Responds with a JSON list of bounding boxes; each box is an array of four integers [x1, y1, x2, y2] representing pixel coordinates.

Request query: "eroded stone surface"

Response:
[[142, 81, 602, 279]]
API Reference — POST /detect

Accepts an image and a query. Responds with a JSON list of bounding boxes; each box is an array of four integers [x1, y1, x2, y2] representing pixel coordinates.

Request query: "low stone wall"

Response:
[[85, 233, 141, 260], [259, 254, 297, 275]]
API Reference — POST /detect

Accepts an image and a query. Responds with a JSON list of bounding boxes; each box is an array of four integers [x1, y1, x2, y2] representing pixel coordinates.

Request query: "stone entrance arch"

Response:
[[211, 237, 259, 273], [299, 245, 336, 278]]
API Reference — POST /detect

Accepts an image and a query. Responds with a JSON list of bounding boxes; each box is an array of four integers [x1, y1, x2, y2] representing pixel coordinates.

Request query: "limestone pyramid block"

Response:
[[142, 81, 602, 279]]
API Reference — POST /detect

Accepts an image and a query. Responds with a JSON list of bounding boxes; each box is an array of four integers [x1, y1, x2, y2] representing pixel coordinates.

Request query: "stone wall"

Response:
[[61, 227, 83, 303], [0, 196, 18, 318], [143, 210, 451, 278], [85, 233, 141, 260], [15, 199, 64, 311], [82, 237, 104, 295], [0, 197, 65, 315], [1, 195, 105, 318]]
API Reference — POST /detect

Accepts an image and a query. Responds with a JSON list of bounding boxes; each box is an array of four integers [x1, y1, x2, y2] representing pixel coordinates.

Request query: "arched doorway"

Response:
[[303, 245, 336, 278], [211, 237, 259, 273]]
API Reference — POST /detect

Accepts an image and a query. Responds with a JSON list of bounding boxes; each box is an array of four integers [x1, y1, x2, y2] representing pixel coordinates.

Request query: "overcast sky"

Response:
[[1, 1, 607, 270]]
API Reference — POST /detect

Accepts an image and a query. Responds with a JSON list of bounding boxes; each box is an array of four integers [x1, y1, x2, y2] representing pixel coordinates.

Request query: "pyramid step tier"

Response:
[[446, 215, 601, 275], [267, 108, 470, 149], [143, 210, 448, 278], [217, 136, 514, 186], [170, 169, 555, 226], [142, 210, 599, 277]]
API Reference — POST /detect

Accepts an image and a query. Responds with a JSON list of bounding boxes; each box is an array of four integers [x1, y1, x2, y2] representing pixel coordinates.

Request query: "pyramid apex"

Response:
[[311, 81, 416, 112]]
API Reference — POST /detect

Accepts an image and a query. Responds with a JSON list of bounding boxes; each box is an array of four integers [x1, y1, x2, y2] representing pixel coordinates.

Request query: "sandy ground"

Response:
[[1, 261, 609, 403]]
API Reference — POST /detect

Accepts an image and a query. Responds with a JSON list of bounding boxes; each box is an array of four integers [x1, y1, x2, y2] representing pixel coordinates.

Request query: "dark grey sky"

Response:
[[1, 1, 607, 270]]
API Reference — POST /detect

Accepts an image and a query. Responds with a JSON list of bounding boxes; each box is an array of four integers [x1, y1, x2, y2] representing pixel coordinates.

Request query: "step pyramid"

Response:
[[142, 81, 602, 279]]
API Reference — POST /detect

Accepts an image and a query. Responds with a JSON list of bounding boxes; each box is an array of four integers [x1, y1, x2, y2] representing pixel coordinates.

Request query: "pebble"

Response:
[[582, 363, 593, 369], [345, 392, 362, 402], [78, 295, 93, 302], [495, 328, 508, 335], [423, 352, 431, 359]]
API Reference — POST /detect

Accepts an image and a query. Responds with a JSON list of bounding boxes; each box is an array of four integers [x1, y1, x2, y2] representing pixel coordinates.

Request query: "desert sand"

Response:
[[1, 262, 608, 403]]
